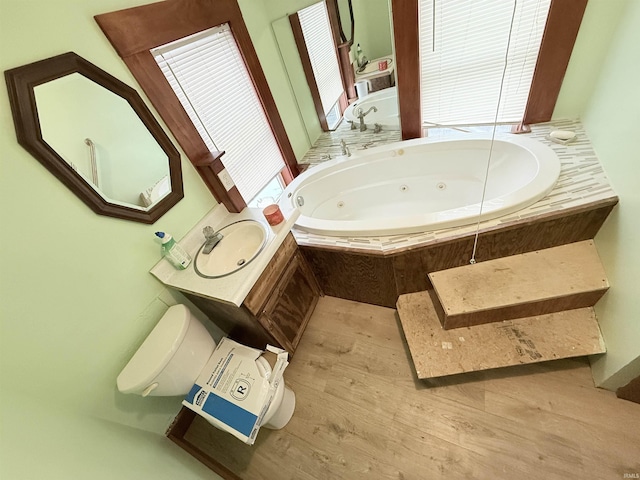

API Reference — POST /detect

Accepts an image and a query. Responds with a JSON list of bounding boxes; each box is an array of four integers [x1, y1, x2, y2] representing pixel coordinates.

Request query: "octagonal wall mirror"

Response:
[[5, 52, 183, 224]]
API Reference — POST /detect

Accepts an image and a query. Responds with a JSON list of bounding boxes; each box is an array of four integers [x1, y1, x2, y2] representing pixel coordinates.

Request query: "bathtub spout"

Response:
[[357, 106, 378, 132], [359, 106, 378, 116]]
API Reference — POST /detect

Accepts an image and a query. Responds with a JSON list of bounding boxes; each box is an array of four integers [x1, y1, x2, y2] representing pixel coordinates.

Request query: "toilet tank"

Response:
[[117, 304, 216, 396]]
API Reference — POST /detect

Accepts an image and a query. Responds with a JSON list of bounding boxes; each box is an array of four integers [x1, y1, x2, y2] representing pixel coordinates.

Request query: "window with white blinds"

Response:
[[298, 2, 344, 115], [419, 0, 551, 126], [152, 24, 286, 203]]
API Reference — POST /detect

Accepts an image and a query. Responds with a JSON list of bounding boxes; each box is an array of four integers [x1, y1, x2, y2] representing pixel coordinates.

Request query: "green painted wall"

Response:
[[580, 0, 640, 390], [0, 0, 219, 478], [553, 0, 630, 120], [2, 0, 639, 478], [552, 0, 640, 390], [352, 0, 393, 61]]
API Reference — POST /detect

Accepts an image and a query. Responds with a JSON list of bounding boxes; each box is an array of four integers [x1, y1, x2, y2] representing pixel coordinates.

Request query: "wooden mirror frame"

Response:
[[5, 52, 184, 224]]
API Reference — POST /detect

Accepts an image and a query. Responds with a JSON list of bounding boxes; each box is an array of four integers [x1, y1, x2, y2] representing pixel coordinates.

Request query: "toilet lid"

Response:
[[117, 305, 190, 393]]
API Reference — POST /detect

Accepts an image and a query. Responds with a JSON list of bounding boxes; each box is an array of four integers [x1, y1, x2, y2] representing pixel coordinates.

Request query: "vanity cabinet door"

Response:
[[259, 252, 321, 353], [244, 233, 298, 316]]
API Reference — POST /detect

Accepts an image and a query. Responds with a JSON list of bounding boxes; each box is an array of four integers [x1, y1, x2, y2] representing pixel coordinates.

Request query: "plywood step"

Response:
[[429, 240, 609, 330], [396, 291, 606, 380]]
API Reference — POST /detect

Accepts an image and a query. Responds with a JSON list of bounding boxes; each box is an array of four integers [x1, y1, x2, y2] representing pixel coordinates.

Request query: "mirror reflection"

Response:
[[343, 0, 393, 69], [5, 52, 183, 224], [35, 73, 171, 210], [272, 0, 395, 142]]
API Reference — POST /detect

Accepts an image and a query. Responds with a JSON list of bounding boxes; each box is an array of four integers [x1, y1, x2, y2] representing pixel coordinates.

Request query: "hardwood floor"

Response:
[[185, 296, 640, 479]]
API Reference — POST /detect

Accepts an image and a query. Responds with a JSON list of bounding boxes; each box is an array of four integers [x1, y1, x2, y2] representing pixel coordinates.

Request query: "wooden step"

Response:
[[396, 291, 606, 379], [429, 240, 609, 330]]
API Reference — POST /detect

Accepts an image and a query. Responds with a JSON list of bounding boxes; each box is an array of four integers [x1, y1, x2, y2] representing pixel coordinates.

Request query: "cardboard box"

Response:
[[182, 338, 289, 444]]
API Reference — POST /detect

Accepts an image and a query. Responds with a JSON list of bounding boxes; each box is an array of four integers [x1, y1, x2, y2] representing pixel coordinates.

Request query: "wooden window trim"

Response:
[[289, 12, 330, 131], [521, 0, 588, 124], [325, 0, 352, 109], [391, 0, 421, 140], [95, 0, 299, 213], [392, 0, 588, 140], [289, 1, 349, 132]]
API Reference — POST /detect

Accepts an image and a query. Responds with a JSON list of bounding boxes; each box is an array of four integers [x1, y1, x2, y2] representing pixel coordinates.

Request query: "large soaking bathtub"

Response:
[[280, 134, 560, 237], [344, 86, 399, 130]]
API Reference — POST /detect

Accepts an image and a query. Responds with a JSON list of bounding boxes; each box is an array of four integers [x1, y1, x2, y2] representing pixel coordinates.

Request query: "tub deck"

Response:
[[294, 120, 617, 308], [296, 119, 616, 255], [299, 198, 616, 308]]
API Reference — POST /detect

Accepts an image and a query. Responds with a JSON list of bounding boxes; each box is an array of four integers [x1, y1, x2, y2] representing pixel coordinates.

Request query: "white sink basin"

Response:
[[193, 219, 268, 278], [356, 57, 393, 76]]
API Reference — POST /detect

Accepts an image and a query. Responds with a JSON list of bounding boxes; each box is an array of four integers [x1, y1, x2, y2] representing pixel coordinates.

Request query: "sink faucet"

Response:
[[356, 106, 377, 132], [340, 139, 351, 157], [202, 226, 223, 254]]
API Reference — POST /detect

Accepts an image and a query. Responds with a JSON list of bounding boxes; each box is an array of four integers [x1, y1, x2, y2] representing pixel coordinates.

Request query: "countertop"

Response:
[[150, 204, 299, 307], [354, 55, 394, 82]]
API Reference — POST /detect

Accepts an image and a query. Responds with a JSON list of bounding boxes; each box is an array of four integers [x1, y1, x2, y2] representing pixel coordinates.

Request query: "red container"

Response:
[[378, 60, 388, 71], [263, 204, 284, 226]]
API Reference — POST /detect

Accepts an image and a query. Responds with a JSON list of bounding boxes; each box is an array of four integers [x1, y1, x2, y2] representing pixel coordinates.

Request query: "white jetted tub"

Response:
[[280, 134, 560, 237]]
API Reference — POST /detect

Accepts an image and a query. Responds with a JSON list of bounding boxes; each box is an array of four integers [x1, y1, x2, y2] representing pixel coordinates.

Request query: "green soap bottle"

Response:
[[155, 232, 192, 270]]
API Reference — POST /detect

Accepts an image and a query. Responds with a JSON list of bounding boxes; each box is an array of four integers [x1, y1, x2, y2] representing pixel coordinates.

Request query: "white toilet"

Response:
[[117, 304, 295, 430]]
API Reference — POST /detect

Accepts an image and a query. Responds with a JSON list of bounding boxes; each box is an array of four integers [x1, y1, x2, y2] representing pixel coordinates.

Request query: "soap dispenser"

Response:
[[356, 43, 363, 68], [155, 232, 192, 270]]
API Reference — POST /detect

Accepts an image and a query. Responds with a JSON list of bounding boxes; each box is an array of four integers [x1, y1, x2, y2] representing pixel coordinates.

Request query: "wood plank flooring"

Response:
[[184, 296, 640, 480]]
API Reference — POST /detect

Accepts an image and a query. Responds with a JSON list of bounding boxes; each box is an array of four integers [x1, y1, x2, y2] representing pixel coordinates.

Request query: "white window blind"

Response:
[[419, 0, 551, 125], [298, 2, 344, 114], [152, 24, 286, 203]]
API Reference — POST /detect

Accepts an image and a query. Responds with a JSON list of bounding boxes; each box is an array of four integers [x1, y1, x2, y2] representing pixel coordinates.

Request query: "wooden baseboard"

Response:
[[616, 376, 640, 404], [166, 407, 242, 480]]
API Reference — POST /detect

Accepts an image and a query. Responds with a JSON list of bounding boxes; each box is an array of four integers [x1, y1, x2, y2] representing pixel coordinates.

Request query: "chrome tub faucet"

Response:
[[357, 106, 378, 132]]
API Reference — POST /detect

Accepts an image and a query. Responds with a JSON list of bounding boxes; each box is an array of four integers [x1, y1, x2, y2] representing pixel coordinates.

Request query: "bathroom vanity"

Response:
[[151, 205, 321, 355], [184, 233, 320, 354], [354, 55, 395, 93]]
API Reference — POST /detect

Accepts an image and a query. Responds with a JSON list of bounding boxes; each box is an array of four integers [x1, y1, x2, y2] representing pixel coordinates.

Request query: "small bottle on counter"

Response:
[[155, 231, 191, 270]]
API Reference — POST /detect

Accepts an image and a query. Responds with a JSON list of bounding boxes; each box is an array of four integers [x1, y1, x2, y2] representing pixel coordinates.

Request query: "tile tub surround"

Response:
[[150, 204, 300, 306], [299, 119, 402, 168], [294, 119, 617, 254]]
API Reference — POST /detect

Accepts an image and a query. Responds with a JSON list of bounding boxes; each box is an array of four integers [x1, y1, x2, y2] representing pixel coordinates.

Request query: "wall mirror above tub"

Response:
[[272, 0, 394, 144], [5, 52, 183, 224]]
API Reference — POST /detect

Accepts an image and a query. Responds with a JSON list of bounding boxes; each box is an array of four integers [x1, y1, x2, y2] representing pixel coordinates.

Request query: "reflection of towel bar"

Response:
[[84, 138, 99, 187]]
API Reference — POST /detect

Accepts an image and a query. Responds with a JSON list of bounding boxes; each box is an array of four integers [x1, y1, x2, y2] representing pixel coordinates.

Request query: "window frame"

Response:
[[152, 24, 289, 204], [95, 0, 299, 213], [391, 0, 588, 140], [289, 0, 348, 132]]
